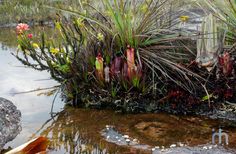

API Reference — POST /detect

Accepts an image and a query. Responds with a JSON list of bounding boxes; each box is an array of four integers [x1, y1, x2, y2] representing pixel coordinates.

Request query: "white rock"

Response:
[[179, 143, 184, 147], [203, 146, 208, 150], [170, 144, 177, 148], [126, 139, 131, 143]]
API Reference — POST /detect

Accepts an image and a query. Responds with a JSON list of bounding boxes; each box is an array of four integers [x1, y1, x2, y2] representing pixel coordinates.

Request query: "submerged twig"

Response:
[[50, 88, 61, 116], [10, 85, 60, 95]]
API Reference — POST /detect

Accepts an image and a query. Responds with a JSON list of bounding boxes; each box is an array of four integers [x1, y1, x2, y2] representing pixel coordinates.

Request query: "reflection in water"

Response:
[[37, 107, 236, 154], [1, 43, 8, 51], [38, 108, 150, 154], [38, 113, 110, 154]]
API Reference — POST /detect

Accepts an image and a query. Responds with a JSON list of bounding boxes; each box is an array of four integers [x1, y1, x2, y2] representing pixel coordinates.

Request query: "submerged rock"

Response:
[[0, 97, 21, 151], [101, 125, 150, 150]]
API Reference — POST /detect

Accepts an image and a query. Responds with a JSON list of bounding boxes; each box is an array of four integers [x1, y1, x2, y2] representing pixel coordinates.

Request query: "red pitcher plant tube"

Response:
[[111, 56, 122, 76], [122, 62, 128, 79], [126, 45, 135, 80], [95, 53, 104, 81], [219, 52, 233, 76]]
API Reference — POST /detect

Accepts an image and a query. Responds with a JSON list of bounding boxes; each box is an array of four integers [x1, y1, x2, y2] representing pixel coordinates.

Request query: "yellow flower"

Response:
[[32, 43, 39, 49], [140, 4, 148, 13], [55, 22, 61, 31], [180, 16, 189, 22], [76, 17, 85, 28], [97, 33, 104, 41], [50, 48, 60, 55]]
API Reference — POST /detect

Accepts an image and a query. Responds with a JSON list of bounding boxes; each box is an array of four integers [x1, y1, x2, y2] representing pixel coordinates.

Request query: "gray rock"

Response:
[[0, 97, 21, 151]]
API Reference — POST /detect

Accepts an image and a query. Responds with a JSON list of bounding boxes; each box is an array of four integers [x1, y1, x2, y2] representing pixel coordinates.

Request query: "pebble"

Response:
[[133, 138, 138, 143], [179, 143, 184, 147], [203, 146, 208, 150], [106, 125, 110, 130], [170, 144, 177, 148], [126, 139, 131, 144]]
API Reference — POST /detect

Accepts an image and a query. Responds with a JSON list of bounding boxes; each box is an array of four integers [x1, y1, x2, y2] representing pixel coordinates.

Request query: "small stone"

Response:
[[170, 144, 176, 148], [126, 139, 131, 144], [106, 125, 110, 130], [179, 143, 184, 147], [152, 148, 156, 151], [133, 138, 139, 143], [123, 135, 129, 139], [203, 146, 208, 150]]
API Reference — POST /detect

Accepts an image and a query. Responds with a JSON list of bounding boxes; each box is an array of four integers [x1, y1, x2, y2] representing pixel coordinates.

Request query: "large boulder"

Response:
[[0, 97, 21, 151]]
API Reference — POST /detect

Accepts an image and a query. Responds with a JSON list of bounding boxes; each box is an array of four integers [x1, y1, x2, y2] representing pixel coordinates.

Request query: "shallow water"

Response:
[[0, 43, 63, 149], [1, 29, 236, 154]]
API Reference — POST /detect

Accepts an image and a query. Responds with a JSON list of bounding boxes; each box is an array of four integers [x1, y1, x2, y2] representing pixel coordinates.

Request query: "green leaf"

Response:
[[201, 94, 213, 101]]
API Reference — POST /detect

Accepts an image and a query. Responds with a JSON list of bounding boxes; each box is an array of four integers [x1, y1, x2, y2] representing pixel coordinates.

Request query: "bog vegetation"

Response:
[[13, 0, 236, 113]]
